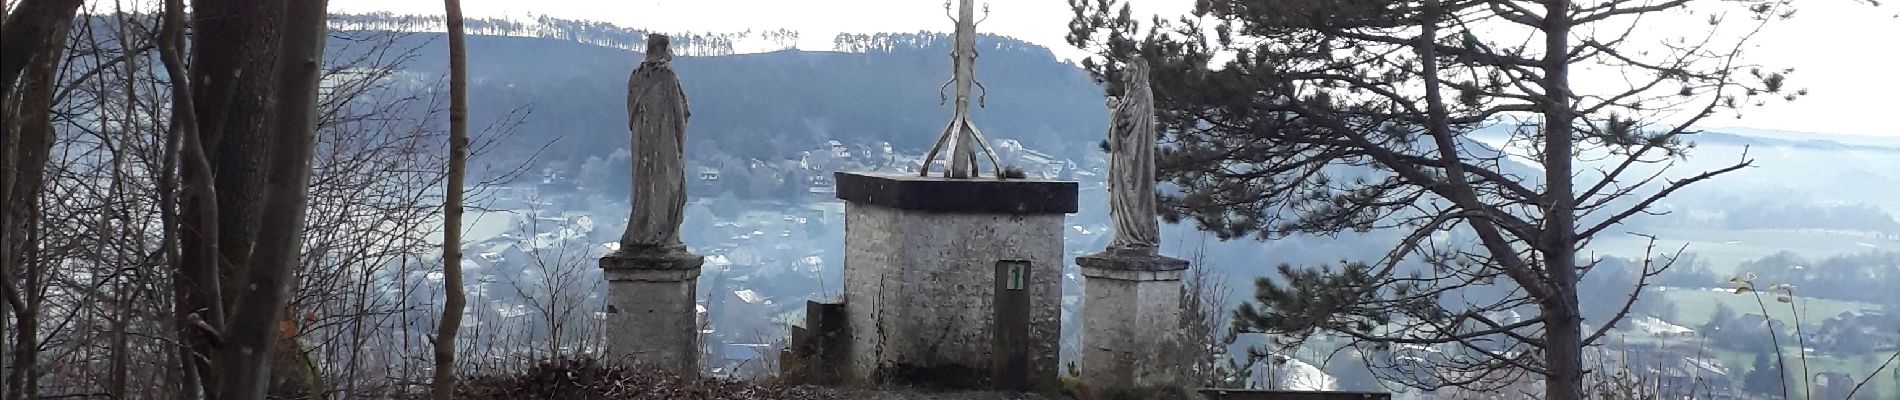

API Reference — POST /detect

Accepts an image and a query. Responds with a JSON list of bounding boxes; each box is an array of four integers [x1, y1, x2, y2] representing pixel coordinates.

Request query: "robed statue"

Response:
[[1106, 56, 1159, 254], [619, 34, 690, 253]]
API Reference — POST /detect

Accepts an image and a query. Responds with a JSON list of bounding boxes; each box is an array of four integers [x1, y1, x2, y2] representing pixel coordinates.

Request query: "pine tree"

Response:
[[1067, 0, 1807, 398], [1745, 351, 1785, 396]]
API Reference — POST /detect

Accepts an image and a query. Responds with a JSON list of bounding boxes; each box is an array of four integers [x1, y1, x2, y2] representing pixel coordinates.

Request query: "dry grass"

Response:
[[443, 357, 841, 400], [436, 357, 1076, 399]]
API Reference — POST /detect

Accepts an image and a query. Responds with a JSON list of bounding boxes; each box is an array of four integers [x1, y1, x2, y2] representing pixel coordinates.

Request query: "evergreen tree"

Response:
[[1745, 351, 1785, 396], [1702, 303, 1738, 334], [1067, 0, 1809, 398]]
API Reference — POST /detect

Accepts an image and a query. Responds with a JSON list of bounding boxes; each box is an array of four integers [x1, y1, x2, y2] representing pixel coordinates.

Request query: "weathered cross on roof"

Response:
[[920, 0, 1002, 179]]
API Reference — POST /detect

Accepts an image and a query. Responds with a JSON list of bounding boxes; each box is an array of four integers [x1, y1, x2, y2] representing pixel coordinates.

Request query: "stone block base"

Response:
[[600, 250, 703, 375], [1077, 251, 1189, 390], [783, 300, 849, 385], [834, 172, 1077, 389]]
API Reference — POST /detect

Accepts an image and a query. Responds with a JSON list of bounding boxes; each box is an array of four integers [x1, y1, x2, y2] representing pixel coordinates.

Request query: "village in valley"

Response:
[[374, 4, 1899, 397], [431, 136, 1106, 378], [7, 0, 1900, 399]]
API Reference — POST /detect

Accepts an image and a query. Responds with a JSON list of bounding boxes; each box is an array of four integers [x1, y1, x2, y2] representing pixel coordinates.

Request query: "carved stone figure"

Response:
[[619, 34, 690, 253], [1106, 57, 1158, 253]]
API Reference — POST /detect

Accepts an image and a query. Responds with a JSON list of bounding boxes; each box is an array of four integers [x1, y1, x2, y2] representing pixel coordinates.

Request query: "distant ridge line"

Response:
[[326, 12, 1052, 58]]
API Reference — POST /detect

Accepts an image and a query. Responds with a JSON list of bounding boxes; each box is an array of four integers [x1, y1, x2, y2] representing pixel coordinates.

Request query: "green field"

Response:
[[1707, 344, 1896, 399], [1589, 332, 1895, 399], [1656, 287, 1885, 329], [1636, 289, 1897, 398], [1589, 228, 1900, 275]]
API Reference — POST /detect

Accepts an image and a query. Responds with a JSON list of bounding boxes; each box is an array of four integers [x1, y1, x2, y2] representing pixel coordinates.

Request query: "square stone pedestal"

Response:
[[1076, 250, 1190, 390], [834, 172, 1077, 389], [600, 249, 703, 375]]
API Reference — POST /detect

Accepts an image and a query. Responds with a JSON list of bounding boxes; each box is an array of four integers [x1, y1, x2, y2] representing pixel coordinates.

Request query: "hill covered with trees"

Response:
[[329, 13, 1111, 170]]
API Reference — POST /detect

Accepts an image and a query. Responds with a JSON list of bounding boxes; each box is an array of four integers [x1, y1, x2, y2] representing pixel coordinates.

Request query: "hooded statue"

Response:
[[1106, 56, 1158, 254], [619, 34, 691, 253]]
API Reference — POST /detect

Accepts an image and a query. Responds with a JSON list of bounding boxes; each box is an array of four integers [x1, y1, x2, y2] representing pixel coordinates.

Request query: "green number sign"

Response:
[[1006, 262, 1025, 290]]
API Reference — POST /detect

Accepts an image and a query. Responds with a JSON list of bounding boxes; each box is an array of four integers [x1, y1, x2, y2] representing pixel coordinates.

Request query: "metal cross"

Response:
[[920, 0, 1002, 179]]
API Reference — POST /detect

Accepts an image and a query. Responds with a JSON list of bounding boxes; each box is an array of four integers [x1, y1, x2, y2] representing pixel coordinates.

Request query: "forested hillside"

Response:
[[331, 13, 1109, 171], [330, 11, 796, 56]]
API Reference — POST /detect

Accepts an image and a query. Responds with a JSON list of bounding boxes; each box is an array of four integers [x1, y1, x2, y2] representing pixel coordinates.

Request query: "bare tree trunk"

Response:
[[188, 0, 285, 318], [187, 3, 327, 395], [214, 0, 328, 398], [107, 11, 143, 397], [1, 49, 12, 400], [109, 284, 131, 399], [160, 0, 226, 396], [177, 0, 266, 394], [1, 262, 5, 400], [156, 15, 188, 394], [432, 0, 470, 397], [2, 12, 70, 398], [1540, 1, 1583, 399], [0, 0, 82, 99]]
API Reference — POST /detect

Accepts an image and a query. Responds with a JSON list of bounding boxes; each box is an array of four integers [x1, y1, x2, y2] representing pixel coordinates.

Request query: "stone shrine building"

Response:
[[832, 172, 1076, 388]]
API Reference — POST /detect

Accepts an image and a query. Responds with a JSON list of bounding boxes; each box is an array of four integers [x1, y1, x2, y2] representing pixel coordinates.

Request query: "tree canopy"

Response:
[[1068, 0, 1806, 397]]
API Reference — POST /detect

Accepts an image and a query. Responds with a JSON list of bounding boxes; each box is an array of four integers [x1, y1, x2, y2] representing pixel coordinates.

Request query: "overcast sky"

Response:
[[330, 0, 1899, 138]]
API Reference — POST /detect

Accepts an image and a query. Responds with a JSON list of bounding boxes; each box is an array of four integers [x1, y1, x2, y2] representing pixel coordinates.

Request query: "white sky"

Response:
[[330, 0, 1899, 138]]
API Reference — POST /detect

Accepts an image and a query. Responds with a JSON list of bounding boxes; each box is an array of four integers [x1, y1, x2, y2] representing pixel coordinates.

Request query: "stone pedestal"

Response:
[[834, 172, 1077, 389], [600, 249, 703, 375], [1076, 249, 1190, 390]]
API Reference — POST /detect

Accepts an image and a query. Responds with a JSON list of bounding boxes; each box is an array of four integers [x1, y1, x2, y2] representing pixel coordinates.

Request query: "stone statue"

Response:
[[1106, 57, 1159, 253], [619, 34, 690, 253]]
